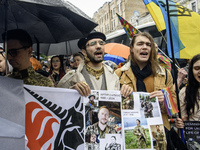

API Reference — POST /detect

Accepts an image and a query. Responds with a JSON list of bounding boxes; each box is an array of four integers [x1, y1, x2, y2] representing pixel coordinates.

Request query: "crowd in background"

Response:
[[1, 28, 200, 150]]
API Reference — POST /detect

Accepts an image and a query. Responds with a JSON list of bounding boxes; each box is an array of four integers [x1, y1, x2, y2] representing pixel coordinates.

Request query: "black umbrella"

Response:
[[0, 0, 98, 60], [0, 0, 97, 43], [32, 39, 80, 56]]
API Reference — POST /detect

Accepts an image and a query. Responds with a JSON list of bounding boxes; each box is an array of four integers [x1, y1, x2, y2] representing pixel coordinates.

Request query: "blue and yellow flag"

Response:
[[143, 0, 200, 59]]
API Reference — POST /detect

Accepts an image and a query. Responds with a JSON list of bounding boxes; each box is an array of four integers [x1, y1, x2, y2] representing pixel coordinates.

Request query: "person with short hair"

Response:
[[58, 31, 132, 97], [73, 52, 84, 69], [105, 136, 121, 150], [133, 119, 147, 149], [85, 106, 117, 138], [155, 125, 165, 150], [86, 94, 96, 107], [2, 29, 53, 87], [141, 96, 153, 118]]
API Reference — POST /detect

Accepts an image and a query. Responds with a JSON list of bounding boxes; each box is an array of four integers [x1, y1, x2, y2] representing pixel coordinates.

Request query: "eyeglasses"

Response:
[[86, 40, 106, 47], [52, 60, 60, 63], [7, 46, 29, 57]]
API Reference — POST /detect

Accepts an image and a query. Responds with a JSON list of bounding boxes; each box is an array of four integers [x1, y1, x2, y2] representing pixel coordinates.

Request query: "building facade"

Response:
[[93, 0, 200, 35], [93, 0, 148, 35], [176, 0, 200, 13]]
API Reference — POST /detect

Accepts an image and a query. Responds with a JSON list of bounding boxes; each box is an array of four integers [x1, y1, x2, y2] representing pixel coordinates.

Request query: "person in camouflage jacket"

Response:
[[2, 29, 53, 87], [85, 106, 117, 138]]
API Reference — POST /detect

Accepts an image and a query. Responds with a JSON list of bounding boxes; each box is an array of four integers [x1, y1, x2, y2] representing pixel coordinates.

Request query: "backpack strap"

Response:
[[165, 68, 167, 85]]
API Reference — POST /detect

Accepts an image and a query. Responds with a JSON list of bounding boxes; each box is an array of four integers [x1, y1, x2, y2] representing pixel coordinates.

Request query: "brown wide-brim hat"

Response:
[[77, 32, 106, 49]]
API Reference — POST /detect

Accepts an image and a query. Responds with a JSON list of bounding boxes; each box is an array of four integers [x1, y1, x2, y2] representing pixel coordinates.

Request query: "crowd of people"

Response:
[[1, 28, 199, 149]]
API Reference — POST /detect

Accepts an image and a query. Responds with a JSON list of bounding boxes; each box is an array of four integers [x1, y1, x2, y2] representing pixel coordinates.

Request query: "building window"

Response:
[[112, 21, 113, 30], [111, 10, 113, 19], [118, 4, 120, 12], [191, 2, 196, 12]]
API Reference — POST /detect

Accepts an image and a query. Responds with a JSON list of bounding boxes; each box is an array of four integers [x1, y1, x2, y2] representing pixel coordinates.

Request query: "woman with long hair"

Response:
[[115, 32, 176, 130], [176, 54, 200, 128], [49, 55, 65, 87]]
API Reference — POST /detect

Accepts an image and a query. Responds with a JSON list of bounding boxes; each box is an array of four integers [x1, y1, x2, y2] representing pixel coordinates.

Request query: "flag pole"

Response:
[[157, 47, 180, 69], [166, 0, 185, 143], [116, 13, 180, 69], [158, 30, 180, 69], [4, 0, 8, 75]]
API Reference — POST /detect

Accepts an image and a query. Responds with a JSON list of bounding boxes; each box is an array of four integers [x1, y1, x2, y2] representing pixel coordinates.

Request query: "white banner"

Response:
[[24, 85, 83, 150], [0, 77, 166, 150], [0, 76, 25, 150]]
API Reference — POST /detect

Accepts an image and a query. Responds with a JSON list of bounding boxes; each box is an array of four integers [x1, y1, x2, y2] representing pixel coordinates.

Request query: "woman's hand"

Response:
[[175, 117, 185, 129], [150, 91, 164, 105], [120, 84, 133, 97]]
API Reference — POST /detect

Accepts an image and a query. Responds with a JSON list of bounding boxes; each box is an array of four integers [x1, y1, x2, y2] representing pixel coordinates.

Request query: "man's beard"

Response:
[[86, 51, 104, 64]]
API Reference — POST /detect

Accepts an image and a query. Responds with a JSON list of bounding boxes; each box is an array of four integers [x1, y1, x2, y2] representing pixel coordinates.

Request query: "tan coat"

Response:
[[115, 61, 177, 130], [57, 62, 120, 90], [179, 87, 200, 121]]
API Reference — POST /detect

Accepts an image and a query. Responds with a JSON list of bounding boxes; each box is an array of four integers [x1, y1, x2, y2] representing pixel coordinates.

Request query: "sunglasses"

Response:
[[6, 46, 29, 57], [86, 40, 106, 47]]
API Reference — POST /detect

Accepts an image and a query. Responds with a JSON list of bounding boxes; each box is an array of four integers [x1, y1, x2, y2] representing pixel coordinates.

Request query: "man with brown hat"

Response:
[[58, 31, 132, 96]]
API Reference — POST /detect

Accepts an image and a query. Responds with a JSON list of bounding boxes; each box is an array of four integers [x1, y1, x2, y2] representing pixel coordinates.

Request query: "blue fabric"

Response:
[[104, 54, 125, 65], [143, 0, 185, 58]]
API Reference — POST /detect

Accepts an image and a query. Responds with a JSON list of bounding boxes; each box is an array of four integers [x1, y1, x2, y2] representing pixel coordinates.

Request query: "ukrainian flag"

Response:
[[143, 0, 200, 59]]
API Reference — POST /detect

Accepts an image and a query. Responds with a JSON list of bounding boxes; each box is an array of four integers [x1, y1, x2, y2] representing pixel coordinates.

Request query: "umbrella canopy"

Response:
[[104, 54, 125, 65], [104, 43, 130, 59], [0, 0, 98, 43], [32, 39, 80, 56]]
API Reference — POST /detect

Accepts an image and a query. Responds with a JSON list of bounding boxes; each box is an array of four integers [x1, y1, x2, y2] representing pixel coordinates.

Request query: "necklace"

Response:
[[86, 64, 104, 80]]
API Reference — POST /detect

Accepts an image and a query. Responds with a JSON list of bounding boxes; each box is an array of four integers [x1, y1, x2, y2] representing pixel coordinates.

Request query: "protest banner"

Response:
[[0, 77, 25, 150], [122, 92, 166, 150], [83, 90, 122, 150], [1, 77, 166, 150], [184, 121, 200, 149], [24, 85, 83, 150]]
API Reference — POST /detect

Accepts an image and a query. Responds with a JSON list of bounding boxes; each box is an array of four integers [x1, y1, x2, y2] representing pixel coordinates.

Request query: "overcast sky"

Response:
[[66, 0, 111, 18]]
